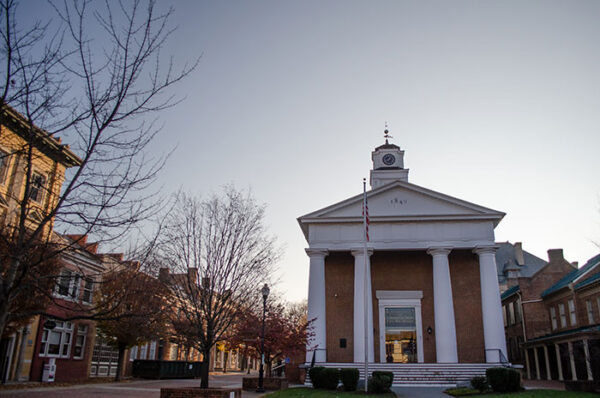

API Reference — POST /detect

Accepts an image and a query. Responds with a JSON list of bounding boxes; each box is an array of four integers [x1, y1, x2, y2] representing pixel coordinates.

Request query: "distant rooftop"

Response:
[[495, 242, 547, 286], [541, 253, 600, 298]]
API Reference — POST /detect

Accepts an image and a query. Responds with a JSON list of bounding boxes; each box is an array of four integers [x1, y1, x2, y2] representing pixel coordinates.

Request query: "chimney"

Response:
[[202, 277, 210, 289], [85, 242, 99, 254], [66, 234, 87, 246], [514, 242, 525, 266], [159, 268, 169, 282], [547, 249, 564, 264], [188, 267, 198, 284], [571, 261, 578, 268]]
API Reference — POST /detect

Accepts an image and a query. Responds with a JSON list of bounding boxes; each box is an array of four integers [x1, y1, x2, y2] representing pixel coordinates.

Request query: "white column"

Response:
[[306, 248, 329, 363], [583, 339, 593, 381], [533, 347, 541, 380], [543, 345, 551, 380], [351, 248, 374, 363], [555, 344, 564, 381], [568, 341, 577, 381], [427, 247, 458, 363], [474, 246, 508, 363], [525, 348, 531, 379]]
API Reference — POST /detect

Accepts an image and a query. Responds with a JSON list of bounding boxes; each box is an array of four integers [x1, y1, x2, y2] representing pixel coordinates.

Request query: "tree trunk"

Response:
[[200, 348, 210, 388], [223, 351, 228, 373], [115, 343, 127, 381]]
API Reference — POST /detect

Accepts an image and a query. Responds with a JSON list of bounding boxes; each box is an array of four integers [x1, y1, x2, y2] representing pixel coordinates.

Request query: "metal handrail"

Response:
[[485, 348, 510, 366]]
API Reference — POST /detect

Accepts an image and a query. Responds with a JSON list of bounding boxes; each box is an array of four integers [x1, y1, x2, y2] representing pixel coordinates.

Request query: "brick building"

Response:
[[523, 254, 600, 384], [0, 105, 81, 382], [499, 245, 576, 367], [299, 132, 509, 385], [30, 235, 104, 382]]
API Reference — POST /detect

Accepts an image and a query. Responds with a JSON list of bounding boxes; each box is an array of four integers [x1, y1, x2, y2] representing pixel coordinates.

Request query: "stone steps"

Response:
[[305, 362, 500, 387]]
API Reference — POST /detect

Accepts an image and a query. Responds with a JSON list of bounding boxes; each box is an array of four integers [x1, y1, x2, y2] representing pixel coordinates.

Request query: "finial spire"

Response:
[[383, 122, 393, 144]]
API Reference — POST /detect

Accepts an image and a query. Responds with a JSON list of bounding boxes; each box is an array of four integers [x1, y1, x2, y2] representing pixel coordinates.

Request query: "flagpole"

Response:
[[362, 178, 369, 392]]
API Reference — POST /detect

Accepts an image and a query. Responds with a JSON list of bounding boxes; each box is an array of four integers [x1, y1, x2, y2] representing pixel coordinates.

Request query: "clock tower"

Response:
[[369, 128, 409, 188]]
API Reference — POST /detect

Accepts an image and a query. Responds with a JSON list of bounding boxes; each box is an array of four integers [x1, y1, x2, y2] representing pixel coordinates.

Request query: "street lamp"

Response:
[[256, 283, 270, 393]]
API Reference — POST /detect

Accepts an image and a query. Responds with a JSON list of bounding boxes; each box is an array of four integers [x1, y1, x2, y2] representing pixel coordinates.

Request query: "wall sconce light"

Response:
[[427, 326, 433, 335]]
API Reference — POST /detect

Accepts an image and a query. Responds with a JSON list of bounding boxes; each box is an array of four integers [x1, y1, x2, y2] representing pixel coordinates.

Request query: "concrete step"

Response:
[[305, 362, 500, 387]]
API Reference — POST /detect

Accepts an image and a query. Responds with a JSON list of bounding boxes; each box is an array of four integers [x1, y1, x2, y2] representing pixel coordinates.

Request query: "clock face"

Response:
[[382, 153, 396, 166]]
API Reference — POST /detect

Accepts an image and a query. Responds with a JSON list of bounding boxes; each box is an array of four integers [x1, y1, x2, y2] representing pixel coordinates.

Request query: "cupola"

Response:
[[369, 127, 409, 188]]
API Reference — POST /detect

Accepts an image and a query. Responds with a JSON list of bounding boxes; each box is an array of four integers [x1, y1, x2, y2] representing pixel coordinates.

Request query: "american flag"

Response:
[[362, 187, 370, 242]]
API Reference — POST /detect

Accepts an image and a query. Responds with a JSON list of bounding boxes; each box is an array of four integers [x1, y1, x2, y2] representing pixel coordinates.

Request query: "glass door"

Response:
[[384, 307, 417, 363]]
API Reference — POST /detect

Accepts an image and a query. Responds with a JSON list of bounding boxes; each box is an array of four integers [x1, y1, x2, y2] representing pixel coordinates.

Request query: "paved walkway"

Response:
[[392, 386, 449, 398], [0, 372, 269, 398]]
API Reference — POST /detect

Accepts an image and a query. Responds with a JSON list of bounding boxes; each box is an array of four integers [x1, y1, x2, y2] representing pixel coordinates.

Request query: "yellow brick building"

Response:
[[0, 104, 81, 381]]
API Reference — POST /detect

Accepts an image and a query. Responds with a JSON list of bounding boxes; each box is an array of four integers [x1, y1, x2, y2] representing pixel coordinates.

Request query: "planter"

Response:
[[242, 377, 289, 391], [160, 387, 242, 398]]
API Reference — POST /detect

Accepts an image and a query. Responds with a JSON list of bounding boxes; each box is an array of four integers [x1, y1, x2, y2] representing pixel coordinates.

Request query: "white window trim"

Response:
[[376, 290, 424, 364], [149, 341, 157, 360], [73, 325, 88, 359], [550, 307, 557, 330], [82, 278, 94, 304], [28, 170, 47, 204], [508, 302, 515, 325], [559, 303, 567, 328], [129, 346, 138, 361], [55, 269, 82, 302], [568, 299, 577, 326], [39, 321, 73, 358]]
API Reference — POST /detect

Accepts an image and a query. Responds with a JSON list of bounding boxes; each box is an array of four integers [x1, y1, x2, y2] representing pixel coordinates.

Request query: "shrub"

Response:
[[340, 368, 359, 391], [486, 367, 521, 392], [309, 366, 325, 389], [470, 376, 488, 391], [320, 368, 340, 390], [368, 375, 391, 394], [372, 371, 394, 391]]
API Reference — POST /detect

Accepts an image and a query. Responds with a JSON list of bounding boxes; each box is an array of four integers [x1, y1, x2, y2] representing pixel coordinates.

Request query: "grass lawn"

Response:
[[264, 387, 395, 398], [266, 387, 598, 398], [481, 391, 598, 398]]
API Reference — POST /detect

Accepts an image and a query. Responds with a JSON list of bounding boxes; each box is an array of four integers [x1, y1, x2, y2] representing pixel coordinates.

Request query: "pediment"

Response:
[[299, 180, 504, 224]]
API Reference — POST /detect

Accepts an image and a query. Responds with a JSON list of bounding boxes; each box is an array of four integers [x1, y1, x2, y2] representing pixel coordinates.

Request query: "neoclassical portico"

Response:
[[300, 135, 508, 367]]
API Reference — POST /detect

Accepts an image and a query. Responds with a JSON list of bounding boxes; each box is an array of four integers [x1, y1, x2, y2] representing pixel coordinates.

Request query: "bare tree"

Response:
[[155, 188, 279, 388], [0, 0, 197, 338]]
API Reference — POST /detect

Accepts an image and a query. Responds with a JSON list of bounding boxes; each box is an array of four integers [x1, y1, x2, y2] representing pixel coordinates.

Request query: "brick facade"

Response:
[[324, 249, 486, 364]]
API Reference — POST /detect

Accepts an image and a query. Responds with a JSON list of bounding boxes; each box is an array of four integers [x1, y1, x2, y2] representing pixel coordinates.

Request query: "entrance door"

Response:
[[377, 290, 424, 363], [384, 308, 417, 363]]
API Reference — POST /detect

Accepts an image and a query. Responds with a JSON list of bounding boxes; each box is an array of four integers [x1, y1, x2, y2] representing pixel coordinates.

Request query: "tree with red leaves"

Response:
[[95, 267, 170, 381], [229, 299, 311, 377]]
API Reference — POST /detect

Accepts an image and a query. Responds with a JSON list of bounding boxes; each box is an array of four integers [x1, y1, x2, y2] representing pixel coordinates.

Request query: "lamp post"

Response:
[[256, 283, 270, 392]]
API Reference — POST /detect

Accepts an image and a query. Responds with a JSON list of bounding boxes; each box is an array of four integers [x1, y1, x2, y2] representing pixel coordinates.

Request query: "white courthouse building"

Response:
[[298, 134, 510, 385]]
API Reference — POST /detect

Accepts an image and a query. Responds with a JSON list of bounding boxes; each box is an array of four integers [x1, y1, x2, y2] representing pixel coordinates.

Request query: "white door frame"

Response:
[[376, 290, 424, 363]]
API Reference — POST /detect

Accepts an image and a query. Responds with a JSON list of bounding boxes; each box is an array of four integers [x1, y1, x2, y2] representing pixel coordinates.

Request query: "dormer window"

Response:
[[28, 171, 47, 203]]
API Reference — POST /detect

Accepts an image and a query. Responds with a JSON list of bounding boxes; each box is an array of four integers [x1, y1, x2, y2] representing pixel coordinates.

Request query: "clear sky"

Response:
[[21, 0, 600, 302]]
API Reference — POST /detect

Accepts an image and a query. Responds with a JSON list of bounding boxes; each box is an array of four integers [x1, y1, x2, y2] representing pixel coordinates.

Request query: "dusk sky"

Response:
[[23, 0, 600, 302]]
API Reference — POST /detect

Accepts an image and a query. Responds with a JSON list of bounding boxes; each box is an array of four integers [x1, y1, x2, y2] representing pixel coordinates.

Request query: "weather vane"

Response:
[[384, 122, 393, 144]]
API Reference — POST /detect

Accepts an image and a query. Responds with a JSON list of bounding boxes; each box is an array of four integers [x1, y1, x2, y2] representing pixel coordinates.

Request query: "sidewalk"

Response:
[[0, 371, 271, 398], [522, 379, 565, 390]]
